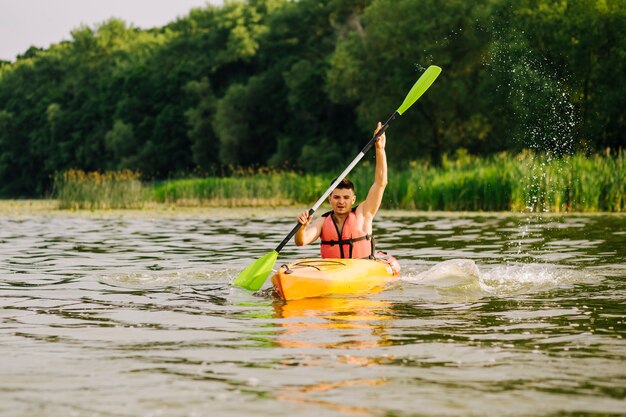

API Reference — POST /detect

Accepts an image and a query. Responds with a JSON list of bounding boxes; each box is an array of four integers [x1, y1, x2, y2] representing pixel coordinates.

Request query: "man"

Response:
[[294, 122, 387, 259]]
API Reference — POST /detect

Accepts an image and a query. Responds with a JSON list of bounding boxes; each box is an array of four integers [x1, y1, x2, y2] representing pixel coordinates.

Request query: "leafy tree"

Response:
[[0, 0, 623, 197], [328, 0, 495, 163], [185, 78, 219, 173], [105, 119, 137, 169], [0, 110, 24, 195], [260, 0, 364, 170], [214, 70, 287, 166], [494, 0, 626, 151]]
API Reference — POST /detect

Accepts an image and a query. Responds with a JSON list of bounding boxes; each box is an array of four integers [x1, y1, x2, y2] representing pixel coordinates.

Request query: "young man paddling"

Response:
[[295, 122, 387, 259]]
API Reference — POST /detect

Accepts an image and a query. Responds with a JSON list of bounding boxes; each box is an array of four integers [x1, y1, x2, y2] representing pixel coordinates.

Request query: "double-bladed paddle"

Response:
[[233, 65, 442, 291]]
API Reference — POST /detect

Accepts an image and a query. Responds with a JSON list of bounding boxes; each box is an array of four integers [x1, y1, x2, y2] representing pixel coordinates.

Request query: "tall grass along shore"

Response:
[[53, 151, 625, 212], [54, 169, 144, 210]]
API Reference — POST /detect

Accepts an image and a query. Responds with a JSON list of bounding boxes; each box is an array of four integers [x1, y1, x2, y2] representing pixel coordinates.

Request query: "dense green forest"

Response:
[[0, 0, 624, 197]]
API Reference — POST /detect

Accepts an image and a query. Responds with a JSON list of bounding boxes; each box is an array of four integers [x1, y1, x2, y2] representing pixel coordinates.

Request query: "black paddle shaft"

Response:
[[274, 111, 399, 253]]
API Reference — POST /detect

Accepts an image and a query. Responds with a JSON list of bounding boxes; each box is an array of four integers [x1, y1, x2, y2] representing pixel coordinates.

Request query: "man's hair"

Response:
[[331, 177, 355, 191]]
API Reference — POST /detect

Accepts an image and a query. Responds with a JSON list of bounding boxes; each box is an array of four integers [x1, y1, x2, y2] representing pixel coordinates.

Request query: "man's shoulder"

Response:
[[354, 204, 374, 222], [353, 205, 373, 223]]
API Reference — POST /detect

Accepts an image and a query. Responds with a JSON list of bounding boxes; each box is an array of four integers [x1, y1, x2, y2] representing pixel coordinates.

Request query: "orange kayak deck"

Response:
[[271, 256, 400, 300]]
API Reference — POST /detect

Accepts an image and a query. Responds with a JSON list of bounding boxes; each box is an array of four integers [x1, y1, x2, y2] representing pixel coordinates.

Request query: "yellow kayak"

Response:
[[271, 255, 400, 300]]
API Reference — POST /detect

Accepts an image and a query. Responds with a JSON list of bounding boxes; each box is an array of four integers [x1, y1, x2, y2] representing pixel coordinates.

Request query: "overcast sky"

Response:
[[0, 0, 223, 61]]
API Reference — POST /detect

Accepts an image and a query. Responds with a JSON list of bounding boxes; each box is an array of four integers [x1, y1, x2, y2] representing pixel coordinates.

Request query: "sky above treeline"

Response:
[[0, 0, 223, 61]]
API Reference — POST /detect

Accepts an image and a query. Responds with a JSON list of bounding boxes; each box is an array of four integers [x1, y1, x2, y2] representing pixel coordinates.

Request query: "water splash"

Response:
[[402, 259, 589, 298], [478, 263, 581, 295], [403, 259, 480, 285], [486, 24, 582, 258]]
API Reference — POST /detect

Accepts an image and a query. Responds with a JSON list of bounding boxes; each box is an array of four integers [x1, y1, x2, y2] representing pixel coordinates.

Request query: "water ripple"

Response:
[[0, 213, 624, 416]]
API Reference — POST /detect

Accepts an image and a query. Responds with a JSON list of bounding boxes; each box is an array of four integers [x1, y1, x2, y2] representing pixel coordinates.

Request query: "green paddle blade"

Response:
[[396, 65, 442, 115], [232, 250, 279, 291]]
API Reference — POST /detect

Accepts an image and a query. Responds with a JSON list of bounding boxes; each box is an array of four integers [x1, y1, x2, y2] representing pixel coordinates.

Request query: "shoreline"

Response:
[[0, 200, 623, 219]]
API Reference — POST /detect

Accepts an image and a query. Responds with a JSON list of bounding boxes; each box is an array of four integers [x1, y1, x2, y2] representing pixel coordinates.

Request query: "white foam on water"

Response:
[[403, 259, 480, 286], [402, 259, 590, 298], [401, 259, 485, 301], [478, 263, 568, 295]]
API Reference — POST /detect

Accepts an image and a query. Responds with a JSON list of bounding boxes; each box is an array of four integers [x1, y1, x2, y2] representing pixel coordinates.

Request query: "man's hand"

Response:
[[374, 121, 386, 150], [297, 211, 312, 226]]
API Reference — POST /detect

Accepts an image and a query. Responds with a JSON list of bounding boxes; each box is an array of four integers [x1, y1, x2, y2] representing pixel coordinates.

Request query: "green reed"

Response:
[[508, 151, 625, 213], [150, 151, 624, 212], [53, 169, 145, 209], [151, 170, 326, 206], [333, 150, 623, 212], [52, 151, 624, 212], [348, 152, 516, 211]]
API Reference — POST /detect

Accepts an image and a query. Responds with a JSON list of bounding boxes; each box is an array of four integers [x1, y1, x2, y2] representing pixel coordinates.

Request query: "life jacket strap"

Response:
[[320, 234, 371, 245], [321, 234, 373, 259]]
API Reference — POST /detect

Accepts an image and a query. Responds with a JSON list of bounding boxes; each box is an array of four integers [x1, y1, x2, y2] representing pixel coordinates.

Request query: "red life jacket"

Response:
[[320, 211, 374, 259]]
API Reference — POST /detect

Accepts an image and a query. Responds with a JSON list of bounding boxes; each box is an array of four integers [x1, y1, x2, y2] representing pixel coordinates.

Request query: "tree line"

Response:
[[0, 0, 624, 197]]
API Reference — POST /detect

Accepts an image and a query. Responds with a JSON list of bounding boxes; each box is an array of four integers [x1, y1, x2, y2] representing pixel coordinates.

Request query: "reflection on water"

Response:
[[274, 297, 394, 349], [0, 213, 624, 416]]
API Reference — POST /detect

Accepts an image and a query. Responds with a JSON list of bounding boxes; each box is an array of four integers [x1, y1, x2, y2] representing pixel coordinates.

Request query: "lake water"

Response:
[[1, 210, 624, 417]]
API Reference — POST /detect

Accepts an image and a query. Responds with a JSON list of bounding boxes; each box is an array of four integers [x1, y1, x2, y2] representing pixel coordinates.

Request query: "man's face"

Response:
[[329, 188, 356, 214]]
